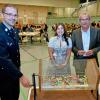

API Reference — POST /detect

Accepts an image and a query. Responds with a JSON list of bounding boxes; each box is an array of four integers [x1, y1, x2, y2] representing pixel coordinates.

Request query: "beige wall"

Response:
[[0, 0, 79, 8], [17, 5, 48, 24]]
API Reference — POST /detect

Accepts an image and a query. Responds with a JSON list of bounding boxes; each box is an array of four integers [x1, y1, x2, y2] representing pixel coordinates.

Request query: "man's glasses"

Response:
[[79, 18, 90, 21], [3, 12, 18, 17]]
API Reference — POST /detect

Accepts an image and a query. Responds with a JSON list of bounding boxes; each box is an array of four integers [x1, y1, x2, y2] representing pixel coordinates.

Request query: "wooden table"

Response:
[[28, 89, 97, 100]]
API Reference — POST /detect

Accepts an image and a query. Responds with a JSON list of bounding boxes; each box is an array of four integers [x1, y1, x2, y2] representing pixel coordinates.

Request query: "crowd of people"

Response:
[[0, 4, 100, 100], [15, 22, 49, 43], [52, 21, 100, 36]]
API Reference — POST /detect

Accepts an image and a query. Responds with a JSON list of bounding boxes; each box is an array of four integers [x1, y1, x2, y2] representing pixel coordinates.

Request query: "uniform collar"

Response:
[[1, 22, 14, 36], [3, 21, 13, 31]]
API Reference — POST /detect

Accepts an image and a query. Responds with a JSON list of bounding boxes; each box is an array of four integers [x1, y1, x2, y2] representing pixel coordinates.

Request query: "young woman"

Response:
[[48, 23, 72, 75]]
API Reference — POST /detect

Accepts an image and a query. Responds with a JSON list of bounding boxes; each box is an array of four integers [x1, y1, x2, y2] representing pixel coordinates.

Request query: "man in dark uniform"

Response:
[[0, 4, 30, 100]]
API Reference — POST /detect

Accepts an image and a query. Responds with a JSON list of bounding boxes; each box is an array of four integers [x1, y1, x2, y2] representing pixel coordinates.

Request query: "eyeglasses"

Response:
[[3, 12, 18, 17], [79, 18, 90, 21]]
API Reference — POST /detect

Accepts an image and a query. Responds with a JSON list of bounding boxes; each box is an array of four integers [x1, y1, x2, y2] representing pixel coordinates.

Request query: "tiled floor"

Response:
[[19, 43, 100, 100], [19, 43, 50, 100]]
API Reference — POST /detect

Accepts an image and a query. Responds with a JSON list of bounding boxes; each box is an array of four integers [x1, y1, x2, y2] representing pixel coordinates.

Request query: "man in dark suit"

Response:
[[0, 4, 30, 100], [71, 12, 100, 70]]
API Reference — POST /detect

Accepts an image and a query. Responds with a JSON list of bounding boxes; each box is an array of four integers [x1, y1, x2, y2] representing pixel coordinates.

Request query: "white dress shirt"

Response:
[[48, 36, 72, 64], [81, 28, 90, 52]]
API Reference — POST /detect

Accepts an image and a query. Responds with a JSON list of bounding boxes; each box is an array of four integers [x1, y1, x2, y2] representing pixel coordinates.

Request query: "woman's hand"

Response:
[[55, 63, 65, 69]]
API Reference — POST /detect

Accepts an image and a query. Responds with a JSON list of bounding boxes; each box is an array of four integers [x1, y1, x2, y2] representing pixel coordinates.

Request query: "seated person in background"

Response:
[[43, 23, 49, 42], [48, 23, 72, 75], [40, 23, 49, 42], [52, 24, 57, 32], [22, 24, 27, 32], [26, 24, 34, 32]]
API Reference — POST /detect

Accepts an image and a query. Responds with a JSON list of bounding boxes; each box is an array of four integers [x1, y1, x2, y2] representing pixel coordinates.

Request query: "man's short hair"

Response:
[[2, 4, 18, 13], [79, 11, 91, 20]]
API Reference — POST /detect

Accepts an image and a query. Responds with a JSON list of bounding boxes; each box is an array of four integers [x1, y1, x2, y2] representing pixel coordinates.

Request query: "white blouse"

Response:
[[48, 36, 72, 64]]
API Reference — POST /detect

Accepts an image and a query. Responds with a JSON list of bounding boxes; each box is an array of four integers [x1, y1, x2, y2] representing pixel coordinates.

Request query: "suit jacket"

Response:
[[0, 23, 23, 83], [71, 26, 100, 64]]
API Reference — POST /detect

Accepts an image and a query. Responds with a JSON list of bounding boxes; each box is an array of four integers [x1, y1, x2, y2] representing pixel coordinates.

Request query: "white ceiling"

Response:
[[0, 0, 79, 8]]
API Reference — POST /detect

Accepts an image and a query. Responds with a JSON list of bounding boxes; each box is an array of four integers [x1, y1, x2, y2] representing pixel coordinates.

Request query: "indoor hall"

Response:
[[0, 0, 100, 100]]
